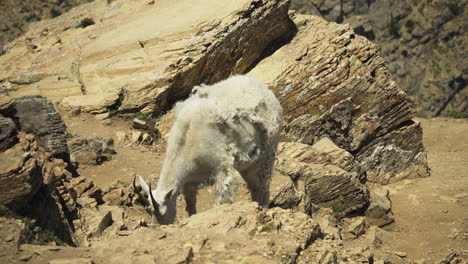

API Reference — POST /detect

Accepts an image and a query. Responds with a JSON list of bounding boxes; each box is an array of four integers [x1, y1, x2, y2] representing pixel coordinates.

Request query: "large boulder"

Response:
[[272, 139, 369, 217], [0, 0, 293, 114], [14, 96, 68, 158], [0, 96, 68, 158], [249, 14, 429, 184], [0, 133, 46, 211]]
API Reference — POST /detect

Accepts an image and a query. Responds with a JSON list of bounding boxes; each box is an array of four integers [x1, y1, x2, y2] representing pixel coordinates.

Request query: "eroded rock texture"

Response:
[[249, 15, 429, 184], [291, 0, 468, 117], [273, 140, 369, 216], [0, 0, 292, 114]]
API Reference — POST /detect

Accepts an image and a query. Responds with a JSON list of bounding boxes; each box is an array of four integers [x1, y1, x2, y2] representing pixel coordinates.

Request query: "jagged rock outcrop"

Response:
[[0, 116, 17, 151], [0, 96, 68, 158], [249, 14, 429, 184], [291, 0, 468, 117], [0, 0, 293, 114], [0, 133, 47, 211], [0, 0, 94, 47], [16, 201, 380, 263], [272, 139, 369, 217], [14, 96, 68, 158], [68, 137, 115, 165]]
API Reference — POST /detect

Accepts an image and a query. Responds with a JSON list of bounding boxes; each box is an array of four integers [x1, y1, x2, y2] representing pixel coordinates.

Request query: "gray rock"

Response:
[[132, 118, 148, 130], [69, 138, 103, 165], [365, 189, 395, 227], [14, 96, 68, 158], [0, 116, 17, 151]]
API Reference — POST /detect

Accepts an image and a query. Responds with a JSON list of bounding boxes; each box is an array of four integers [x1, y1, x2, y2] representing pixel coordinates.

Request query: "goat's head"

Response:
[[133, 176, 175, 225]]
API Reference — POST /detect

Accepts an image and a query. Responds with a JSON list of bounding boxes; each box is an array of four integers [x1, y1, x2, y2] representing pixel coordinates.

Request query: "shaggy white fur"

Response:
[[138, 75, 283, 224]]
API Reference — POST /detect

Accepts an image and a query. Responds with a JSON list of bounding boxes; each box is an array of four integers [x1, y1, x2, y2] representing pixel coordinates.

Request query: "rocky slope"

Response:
[[291, 0, 467, 117], [0, 0, 94, 47]]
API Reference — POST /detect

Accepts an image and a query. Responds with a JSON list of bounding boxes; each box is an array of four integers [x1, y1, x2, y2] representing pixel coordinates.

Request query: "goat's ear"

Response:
[[138, 175, 150, 194], [164, 189, 174, 201]]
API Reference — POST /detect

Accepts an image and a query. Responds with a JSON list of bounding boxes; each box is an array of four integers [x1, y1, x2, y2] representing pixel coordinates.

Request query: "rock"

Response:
[[365, 188, 395, 227], [4, 235, 14, 242], [0, 116, 17, 151], [1, 0, 292, 115], [17, 253, 32, 261], [277, 139, 365, 182], [269, 182, 302, 210], [347, 217, 366, 238], [140, 133, 153, 146], [94, 112, 110, 121], [393, 251, 407, 258], [69, 138, 103, 165], [304, 167, 369, 217], [358, 121, 429, 184], [249, 15, 429, 184], [115, 132, 126, 144], [293, 0, 467, 116], [274, 140, 369, 216], [48, 258, 94, 264], [12, 96, 68, 158], [0, 133, 46, 210], [69, 137, 116, 165], [70, 107, 81, 117], [92, 211, 113, 238], [132, 118, 147, 130], [131, 131, 142, 144], [100, 138, 116, 154]]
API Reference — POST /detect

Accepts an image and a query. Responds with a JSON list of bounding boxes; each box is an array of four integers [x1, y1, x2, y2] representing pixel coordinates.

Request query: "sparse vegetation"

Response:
[[50, 8, 62, 18], [331, 199, 344, 217], [259, 222, 276, 233], [135, 112, 149, 120], [405, 19, 415, 34], [388, 15, 401, 38], [0, 206, 66, 246], [445, 111, 468, 118]]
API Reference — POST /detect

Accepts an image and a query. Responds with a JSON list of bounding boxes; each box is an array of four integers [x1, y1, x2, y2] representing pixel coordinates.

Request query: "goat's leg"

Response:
[[183, 183, 198, 216], [214, 165, 242, 204]]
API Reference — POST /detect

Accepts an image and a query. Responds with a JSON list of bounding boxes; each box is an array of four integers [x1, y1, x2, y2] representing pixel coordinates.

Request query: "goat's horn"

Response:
[[133, 176, 149, 206], [148, 182, 159, 212]]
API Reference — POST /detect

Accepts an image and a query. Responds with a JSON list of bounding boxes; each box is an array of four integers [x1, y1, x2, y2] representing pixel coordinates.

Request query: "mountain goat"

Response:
[[134, 75, 283, 225]]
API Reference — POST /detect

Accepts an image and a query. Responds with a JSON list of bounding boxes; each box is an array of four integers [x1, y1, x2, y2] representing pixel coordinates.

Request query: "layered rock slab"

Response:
[[0, 0, 292, 114], [273, 140, 369, 217], [249, 15, 429, 184]]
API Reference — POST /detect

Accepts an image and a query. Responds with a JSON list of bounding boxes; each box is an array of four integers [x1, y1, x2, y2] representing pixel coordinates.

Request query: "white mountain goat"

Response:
[[134, 75, 283, 225]]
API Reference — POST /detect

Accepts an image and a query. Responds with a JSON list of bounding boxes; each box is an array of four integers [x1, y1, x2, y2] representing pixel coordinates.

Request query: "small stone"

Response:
[[140, 133, 153, 145], [347, 217, 366, 238], [443, 209, 448, 213], [4, 235, 14, 242], [101, 119, 112, 126], [115, 131, 126, 144], [70, 107, 81, 117], [131, 131, 142, 144], [92, 211, 113, 237], [95, 112, 110, 120], [394, 251, 407, 258], [18, 254, 32, 261], [454, 193, 468, 199], [133, 118, 148, 130], [48, 258, 93, 264]]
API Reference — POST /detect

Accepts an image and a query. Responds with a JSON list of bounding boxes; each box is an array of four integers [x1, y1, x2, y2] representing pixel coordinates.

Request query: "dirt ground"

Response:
[[63, 114, 468, 262]]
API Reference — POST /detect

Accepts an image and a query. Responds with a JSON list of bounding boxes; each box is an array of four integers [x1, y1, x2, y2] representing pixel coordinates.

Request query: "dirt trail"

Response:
[[64, 114, 468, 262], [382, 118, 468, 262]]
